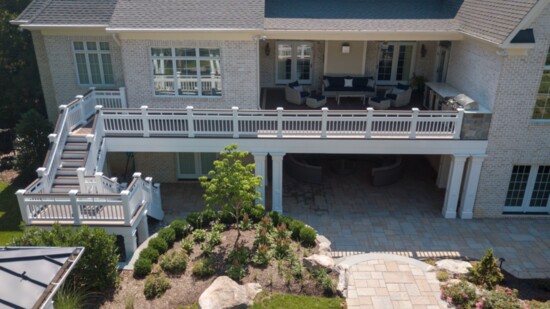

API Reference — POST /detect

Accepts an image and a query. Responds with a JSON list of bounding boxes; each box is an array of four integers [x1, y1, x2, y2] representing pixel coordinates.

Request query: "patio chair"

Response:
[[385, 84, 412, 108], [285, 81, 310, 105]]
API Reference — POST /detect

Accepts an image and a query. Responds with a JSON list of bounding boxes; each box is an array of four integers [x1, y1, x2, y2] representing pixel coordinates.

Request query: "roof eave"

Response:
[[500, 0, 550, 48], [105, 27, 263, 33], [20, 24, 109, 30]]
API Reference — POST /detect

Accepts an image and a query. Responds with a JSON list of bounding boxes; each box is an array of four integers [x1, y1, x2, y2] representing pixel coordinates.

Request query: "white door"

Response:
[[503, 165, 550, 213], [177, 153, 218, 179], [433, 46, 450, 83], [376, 42, 416, 85], [276, 42, 313, 84]]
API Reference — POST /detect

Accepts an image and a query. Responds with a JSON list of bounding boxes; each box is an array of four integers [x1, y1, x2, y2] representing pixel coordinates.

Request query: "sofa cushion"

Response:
[[386, 93, 398, 100], [300, 91, 310, 98], [353, 77, 368, 87], [294, 85, 304, 92], [366, 86, 376, 92], [325, 76, 344, 88], [344, 78, 354, 87], [288, 80, 300, 88], [323, 79, 330, 88], [367, 79, 375, 88], [396, 83, 410, 90]]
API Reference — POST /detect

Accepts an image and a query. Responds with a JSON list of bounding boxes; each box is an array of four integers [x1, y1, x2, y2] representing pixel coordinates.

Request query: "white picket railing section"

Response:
[[16, 173, 151, 225], [100, 106, 464, 139]]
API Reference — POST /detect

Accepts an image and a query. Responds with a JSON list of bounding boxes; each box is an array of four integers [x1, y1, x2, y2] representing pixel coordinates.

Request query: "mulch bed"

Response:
[[101, 228, 338, 308]]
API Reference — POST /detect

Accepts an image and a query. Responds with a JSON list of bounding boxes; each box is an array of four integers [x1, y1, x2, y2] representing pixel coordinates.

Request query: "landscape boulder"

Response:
[[435, 259, 472, 275], [199, 276, 262, 309], [304, 254, 335, 271], [315, 235, 332, 256]]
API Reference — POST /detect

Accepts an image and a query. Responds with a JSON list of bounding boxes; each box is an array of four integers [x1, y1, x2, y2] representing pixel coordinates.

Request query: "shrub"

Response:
[[14, 109, 52, 181], [226, 260, 247, 282], [143, 273, 171, 300], [181, 238, 194, 254], [228, 246, 250, 265], [170, 220, 190, 240], [251, 244, 271, 266], [287, 219, 305, 241], [258, 216, 274, 233], [483, 287, 521, 309], [148, 237, 169, 254], [53, 283, 92, 309], [157, 227, 176, 247], [139, 247, 160, 263], [441, 280, 477, 308], [268, 211, 281, 226], [273, 224, 291, 260], [200, 208, 219, 227], [200, 242, 215, 256], [244, 204, 265, 223], [528, 300, 550, 309], [133, 258, 153, 279], [186, 212, 202, 229], [212, 223, 226, 233], [192, 229, 207, 243], [192, 257, 216, 278], [312, 269, 335, 295], [468, 249, 504, 289], [436, 270, 449, 282], [299, 226, 317, 247], [206, 230, 222, 246], [160, 250, 188, 275], [239, 213, 253, 231], [10, 224, 119, 292]]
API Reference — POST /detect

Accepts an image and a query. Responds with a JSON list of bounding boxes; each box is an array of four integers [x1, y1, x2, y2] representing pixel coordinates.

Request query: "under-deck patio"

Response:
[[160, 156, 550, 279]]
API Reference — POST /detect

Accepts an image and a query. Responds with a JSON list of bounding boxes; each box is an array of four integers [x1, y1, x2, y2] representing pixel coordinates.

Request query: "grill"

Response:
[[443, 94, 478, 111]]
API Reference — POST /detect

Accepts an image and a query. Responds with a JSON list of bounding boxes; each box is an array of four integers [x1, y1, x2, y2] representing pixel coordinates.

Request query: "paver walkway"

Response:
[[340, 254, 446, 309]]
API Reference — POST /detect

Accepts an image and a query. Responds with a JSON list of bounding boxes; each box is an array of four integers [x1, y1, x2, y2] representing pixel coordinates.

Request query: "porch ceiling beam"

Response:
[[263, 31, 464, 41], [104, 137, 487, 156]]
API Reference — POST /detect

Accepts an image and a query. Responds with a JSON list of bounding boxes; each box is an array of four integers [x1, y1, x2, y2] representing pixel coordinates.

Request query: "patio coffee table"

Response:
[[337, 94, 366, 105]]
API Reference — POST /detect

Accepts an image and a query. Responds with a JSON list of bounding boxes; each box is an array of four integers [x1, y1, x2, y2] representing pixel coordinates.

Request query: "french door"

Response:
[[503, 165, 550, 213], [433, 45, 450, 83], [377, 42, 416, 85], [275, 42, 313, 84], [177, 153, 217, 179]]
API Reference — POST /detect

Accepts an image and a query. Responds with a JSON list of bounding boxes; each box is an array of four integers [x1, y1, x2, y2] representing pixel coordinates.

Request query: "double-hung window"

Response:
[[151, 47, 222, 97], [504, 165, 550, 213], [532, 47, 550, 120], [377, 42, 416, 85], [73, 41, 114, 85]]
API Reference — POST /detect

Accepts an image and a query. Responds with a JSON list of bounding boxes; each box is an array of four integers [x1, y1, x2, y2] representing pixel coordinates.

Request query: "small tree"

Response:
[[468, 248, 504, 289], [199, 144, 262, 237], [15, 109, 51, 181]]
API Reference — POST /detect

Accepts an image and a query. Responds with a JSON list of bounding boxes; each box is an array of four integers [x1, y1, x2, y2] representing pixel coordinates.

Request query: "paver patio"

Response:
[[161, 156, 550, 279]]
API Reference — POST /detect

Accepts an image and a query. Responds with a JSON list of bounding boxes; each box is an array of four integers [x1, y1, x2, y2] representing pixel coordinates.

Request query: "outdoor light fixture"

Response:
[[264, 42, 271, 56], [381, 41, 389, 50], [421, 44, 427, 58], [341, 42, 350, 54], [498, 257, 506, 269]]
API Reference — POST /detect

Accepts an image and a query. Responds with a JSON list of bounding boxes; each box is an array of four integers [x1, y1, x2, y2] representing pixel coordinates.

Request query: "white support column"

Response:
[[270, 153, 285, 213], [442, 154, 468, 219], [458, 155, 486, 219], [252, 152, 267, 205], [119, 86, 127, 108], [137, 216, 149, 245], [16, 190, 29, 225], [436, 155, 451, 189], [123, 229, 138, 261], [69, 190, 81, 225]]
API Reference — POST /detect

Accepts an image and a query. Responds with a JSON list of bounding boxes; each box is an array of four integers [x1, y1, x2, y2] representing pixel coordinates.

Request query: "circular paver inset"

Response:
[[342, 254, 446, 309]]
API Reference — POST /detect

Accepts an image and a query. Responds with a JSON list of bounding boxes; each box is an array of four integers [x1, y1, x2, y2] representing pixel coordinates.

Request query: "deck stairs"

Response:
[[51, 134, 88, 193]]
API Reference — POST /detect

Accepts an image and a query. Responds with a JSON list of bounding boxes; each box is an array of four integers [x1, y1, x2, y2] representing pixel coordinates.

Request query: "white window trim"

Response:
[[72, 41, 114, 86], [503, 165, 550, 213], [150, 47, 223, 98], [274, 41, 314, 85], [531, 48, 550, 122], [376, 42, 417, 86]]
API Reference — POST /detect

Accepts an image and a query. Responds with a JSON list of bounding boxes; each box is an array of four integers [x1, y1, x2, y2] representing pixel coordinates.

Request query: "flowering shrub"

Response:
[[481, 287, 521, 309], [441, 280, 478, 308]]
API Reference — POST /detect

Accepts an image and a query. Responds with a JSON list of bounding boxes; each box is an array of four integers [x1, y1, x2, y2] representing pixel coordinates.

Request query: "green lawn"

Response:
[[0, 181, 23, 244], [251, 292, 345, 309]]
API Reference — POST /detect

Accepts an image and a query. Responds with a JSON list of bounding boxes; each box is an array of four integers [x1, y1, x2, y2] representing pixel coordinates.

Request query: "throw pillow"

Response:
[[323, 79, 330, 88], [294, 85, 303, 92], [367, 79, 375, 88], [396, 83, 410, 90], [344, 78, 353, 88], [391, 87, 404, 95]]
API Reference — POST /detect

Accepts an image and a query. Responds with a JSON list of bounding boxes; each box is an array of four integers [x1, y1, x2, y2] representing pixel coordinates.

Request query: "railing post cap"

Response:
[[75, 95, 84, 99], [412, 107, 420, 111], [89, 86, 96, 90], [85, 134, 94, 142], [132, 172, 142, 178], [76, 167, 86, 171], [140, 105, 148, 109], [276, 107, 284, 111], [457, 108, 465, 112], [120, 190, 130, 196], [145, 176, 153, 182], [59, 105, 68, 110], [232, 106, 239, 110], [321, 107, 329, 111], [48, 133, 57, 137], [16, 189, 26, 195], [94, 172, 103, 176], [36, 167, 46, 176], [95, 105, 103, 111], [69, 189, 79, 195], [186, 105, 194, 110], [367, 107, 374, 111]]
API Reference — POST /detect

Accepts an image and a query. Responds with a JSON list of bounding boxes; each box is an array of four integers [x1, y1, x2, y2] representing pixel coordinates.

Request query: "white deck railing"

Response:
[[16, 173, 151, 225], [100, 106, 464, 139]]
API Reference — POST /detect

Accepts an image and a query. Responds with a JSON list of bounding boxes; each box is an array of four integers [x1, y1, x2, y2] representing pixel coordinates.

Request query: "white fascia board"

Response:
[[105, 137, 488, 156], [9, 19, 28, 25], [105, 27, 262, 33], [500, 0, 550, 48], [20, 24, 108, 30]]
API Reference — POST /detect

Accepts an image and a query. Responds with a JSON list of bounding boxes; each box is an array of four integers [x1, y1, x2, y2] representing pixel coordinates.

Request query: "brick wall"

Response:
[[31, 32, 58, 121], [134, 152, 178, 183], [121, 39, 259, 109], [473, 4, 550, 217], [39, 34, 124, 121]]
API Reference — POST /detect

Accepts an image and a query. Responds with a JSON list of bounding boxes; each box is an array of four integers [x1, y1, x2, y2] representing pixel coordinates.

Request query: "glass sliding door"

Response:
[[377, 42, 416, 85], [276, 42, 313, 84], [177, 153, 218, 179], [504, 165, 550, 213]]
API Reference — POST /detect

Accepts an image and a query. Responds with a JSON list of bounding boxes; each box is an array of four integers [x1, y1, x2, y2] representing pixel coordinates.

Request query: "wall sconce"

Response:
[[341, 43, 350, 54], [380, 41, 389, 50], [264, 42, 271, 56], [421, 44, 427, 58]]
